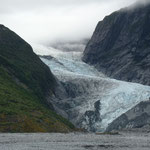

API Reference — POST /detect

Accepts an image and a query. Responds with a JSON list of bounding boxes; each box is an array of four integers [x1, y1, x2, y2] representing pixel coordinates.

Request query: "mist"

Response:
[[0, 0, 143, 47]]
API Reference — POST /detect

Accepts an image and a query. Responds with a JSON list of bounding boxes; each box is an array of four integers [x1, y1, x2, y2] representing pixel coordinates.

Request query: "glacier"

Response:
[[33, 44, 150, 132]]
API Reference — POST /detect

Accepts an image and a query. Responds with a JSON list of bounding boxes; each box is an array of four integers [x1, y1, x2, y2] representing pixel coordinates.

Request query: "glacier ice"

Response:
[[33, 44, 150, 132]]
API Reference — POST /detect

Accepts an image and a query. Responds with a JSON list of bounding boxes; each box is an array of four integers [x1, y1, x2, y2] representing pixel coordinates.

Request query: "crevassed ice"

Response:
[[34, 44, 150, 132]]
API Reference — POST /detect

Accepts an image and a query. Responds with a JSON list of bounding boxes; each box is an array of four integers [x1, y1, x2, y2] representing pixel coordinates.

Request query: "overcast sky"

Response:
[[0, 0, 142, 45]]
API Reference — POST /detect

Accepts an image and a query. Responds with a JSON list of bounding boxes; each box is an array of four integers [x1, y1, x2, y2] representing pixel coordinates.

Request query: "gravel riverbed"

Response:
[[0, 130, 150, 150]]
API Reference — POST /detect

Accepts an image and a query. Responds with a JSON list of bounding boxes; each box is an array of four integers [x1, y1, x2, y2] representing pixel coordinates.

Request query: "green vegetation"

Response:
[[0, 25, 75, 132], [0, 25, 56, 100], [0, 66, 74, 132]]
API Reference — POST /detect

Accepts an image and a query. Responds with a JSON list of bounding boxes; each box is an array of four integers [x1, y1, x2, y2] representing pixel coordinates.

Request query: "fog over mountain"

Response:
[[0, 0, 143, 47]]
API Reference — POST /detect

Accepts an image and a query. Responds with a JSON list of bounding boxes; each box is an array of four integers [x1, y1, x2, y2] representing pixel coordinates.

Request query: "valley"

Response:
[[33, 44, 150, 132]]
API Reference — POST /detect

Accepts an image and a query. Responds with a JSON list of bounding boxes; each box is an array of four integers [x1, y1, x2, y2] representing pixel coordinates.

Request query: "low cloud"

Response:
[[0, 0, 140, 45]]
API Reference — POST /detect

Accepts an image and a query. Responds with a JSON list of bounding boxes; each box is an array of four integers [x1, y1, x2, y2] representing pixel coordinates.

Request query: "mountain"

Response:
[[0, 25, 74, 132], [0, 25, 56, 101], [106, 100, 150, 132], [82, 3, 150, 86]]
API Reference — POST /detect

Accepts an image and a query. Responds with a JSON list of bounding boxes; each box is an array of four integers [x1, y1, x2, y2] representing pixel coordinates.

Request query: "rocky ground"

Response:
[[0, 130, 150, 150]]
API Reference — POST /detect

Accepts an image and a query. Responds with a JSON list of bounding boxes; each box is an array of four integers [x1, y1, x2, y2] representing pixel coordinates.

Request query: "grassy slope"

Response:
[[0, 25, 56, 100], [0, 66, 74, 132], [0, 25, 75, 132]]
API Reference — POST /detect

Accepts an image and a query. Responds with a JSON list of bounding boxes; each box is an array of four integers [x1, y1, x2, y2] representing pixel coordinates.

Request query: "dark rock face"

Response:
[[83, 3, 150, 85], [106, 100, 150, 132], [81, 100, 101, 132]]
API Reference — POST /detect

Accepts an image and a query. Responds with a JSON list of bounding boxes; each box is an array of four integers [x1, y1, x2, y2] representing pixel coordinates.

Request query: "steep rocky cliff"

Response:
[[83, 3, 150, 85], [0, 25, 74, 132], [106, 100, 150, 132]]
